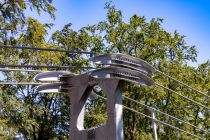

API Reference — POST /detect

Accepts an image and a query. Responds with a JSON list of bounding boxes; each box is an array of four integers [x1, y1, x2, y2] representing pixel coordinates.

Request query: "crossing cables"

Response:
[[97, 94, 205, 140], [1, 44, 208, 98], [155, 83, 210, 110], [156, 69, 210, 98], [122, 95, 209, 134], [0, 46, 209, 109]]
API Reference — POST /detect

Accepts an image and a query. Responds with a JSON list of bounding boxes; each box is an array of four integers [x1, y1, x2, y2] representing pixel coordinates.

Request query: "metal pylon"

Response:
[[60, 74, 124, 140]]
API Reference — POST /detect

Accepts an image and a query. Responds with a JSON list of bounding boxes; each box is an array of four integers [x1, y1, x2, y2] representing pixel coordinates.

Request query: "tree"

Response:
[[0, 1, 209, 140], [0, 17, 91, 139], [81, 2, 209, 140], [0, 0, 55, 30]]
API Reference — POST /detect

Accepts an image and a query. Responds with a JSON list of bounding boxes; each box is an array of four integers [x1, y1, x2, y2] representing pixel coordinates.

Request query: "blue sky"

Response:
[[27, 0, 210, 66]]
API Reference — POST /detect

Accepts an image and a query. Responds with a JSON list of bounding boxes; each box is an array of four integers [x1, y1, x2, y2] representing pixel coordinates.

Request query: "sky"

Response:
[[26, 0, 210, 66]]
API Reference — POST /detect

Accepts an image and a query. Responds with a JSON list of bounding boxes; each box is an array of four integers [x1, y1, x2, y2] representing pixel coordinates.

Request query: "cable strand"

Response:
[[122, 95, 209, 134], [0, 68, 49, 72], [0, 64, 96, 70], [123, 106, 204, 140], [97, 95, 204, 140], [0, 82, 49, 85], [1, 44, 208, 98], [156, 69, 209, 98], [156, 83, 210, 110], [0, 45, 97, 55]]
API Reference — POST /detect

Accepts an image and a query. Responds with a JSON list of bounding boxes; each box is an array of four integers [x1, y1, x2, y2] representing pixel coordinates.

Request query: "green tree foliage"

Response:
[[0, 18, 90, 139], [81, 3, 209, 140], [0, 1, 209, 140], [0, 0, 55, 31], [0, 1, 55, 139]]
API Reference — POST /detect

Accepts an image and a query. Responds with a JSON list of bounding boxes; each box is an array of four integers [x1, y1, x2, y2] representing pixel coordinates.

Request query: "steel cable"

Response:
[[0, 44, 97, 55], [0, 64, 96, 70], [1, 45, 208, 98], [156, 69, 209, 98], [123, 95, 209, 134], [97, 95, 204, 140], [0, 68, 49, 72], [156, 83, 210, 110], [0, 82, 49, 85]]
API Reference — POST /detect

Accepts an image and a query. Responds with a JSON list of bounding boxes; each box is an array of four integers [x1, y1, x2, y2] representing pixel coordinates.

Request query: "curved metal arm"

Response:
[[90, 53, 156, 74]]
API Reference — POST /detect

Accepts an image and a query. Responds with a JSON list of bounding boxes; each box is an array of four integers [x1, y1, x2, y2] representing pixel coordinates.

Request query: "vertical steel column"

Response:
[[151, 105, 158, 140], [63, 74, 125, 140], [98, 79, 124, 140]]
